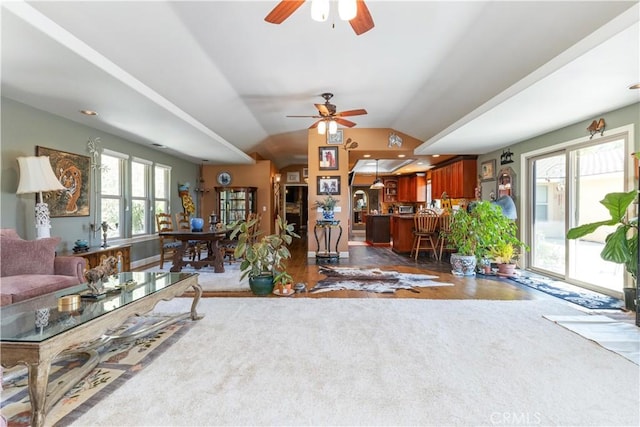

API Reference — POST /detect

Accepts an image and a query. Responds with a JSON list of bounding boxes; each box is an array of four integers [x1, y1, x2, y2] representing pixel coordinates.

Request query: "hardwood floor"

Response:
[[142, 231, 557, 301]]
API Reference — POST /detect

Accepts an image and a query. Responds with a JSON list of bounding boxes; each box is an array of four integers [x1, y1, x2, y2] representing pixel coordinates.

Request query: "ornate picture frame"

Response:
[[287, 171, 300, 183], [480, 159, 496, 181], [319, 146, 339, 170], [317, 176, 341, 195], [326, 129, 343, 145], [36, 146, 91, 217]]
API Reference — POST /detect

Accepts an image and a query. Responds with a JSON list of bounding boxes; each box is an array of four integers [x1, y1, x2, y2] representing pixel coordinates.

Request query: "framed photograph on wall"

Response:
[[326, 129, 343, 145], [302, 167, 309, 178], [480, 159, 496, 181], [36, 146, 91, 217], [317, 176, 341, 195], [319, 146, 339, 170], [287, 171, 300, 183]]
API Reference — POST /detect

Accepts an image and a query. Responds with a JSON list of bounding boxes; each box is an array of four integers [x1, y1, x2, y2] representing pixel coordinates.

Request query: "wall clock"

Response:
[[217, 172, 232, 186]]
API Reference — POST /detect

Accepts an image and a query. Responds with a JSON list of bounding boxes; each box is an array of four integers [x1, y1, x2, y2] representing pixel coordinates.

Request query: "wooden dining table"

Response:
[[159, 229, 228, 273]]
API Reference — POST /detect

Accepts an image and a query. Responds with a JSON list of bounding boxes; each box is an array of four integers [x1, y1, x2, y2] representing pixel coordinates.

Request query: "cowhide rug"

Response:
[[310, 266, 454, 293]]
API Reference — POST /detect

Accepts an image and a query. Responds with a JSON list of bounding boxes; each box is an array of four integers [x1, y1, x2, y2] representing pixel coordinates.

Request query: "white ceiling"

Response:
[[2, 1, 639, 170]]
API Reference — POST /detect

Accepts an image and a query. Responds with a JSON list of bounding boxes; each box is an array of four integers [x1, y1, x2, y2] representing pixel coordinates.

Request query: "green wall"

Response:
[[478, 102, 640, 199], [1, 97, 199, 265]]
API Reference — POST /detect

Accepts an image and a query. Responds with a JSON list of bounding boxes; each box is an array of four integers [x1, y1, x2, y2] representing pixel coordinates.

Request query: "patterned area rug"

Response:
[[509, 275, 623, 309], [1, 316, 194, 426], [310, 266, 453, 293]]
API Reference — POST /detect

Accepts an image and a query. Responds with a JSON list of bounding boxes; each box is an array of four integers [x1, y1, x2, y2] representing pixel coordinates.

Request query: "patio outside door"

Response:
[[528, 137, 627, 296]]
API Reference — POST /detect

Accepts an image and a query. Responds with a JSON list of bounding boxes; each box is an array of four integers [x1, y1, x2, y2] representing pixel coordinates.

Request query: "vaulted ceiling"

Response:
[[2, 1, 639, 172]]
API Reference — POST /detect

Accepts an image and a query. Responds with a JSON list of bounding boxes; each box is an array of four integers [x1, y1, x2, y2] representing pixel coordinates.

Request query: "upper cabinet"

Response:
[[397, 173, 426, 203], [383, 178, 398, 203], [431, 157, 477, 199]]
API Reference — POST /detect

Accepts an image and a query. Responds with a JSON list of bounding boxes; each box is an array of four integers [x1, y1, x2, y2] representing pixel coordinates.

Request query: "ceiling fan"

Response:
[[264, 0, 375, 36], [287, 92, 367, 130]]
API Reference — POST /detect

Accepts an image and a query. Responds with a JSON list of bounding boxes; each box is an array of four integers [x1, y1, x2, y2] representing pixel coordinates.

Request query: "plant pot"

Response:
[[497, 263, 517, 277], [249, 275, 274, 296], [623, 287, 637, 312], [322, 210, 335, 221], [450, 253, 476, 276]]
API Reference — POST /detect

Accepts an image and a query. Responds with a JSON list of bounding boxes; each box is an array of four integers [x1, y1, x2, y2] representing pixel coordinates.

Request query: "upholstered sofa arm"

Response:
[[54, 256, 86, 282]]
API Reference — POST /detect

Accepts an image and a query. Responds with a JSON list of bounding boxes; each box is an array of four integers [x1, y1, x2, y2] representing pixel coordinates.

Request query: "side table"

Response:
[[314, 220, 342, 264]]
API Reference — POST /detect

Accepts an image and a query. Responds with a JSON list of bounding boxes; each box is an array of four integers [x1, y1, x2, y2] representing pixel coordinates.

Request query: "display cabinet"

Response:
[[383, 179, 398, 203], [215, 187, 257, 224]]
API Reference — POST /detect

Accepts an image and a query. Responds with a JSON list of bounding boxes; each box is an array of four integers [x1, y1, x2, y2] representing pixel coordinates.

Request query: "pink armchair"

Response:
[[0, 229, 85, 306]]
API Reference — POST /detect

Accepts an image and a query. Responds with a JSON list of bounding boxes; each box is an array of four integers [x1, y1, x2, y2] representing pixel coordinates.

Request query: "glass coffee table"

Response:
[[0, 272, 202, 427]]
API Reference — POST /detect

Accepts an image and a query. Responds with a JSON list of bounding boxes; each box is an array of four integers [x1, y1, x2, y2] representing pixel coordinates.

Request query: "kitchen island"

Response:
[[391, 214, 416, 254], [365, 214, 391, 246]]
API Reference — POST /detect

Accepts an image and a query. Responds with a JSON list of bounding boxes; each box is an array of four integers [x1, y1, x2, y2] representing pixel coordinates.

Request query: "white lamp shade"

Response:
[[311, 0, 330, 22], [328, 120, 338, 134], [317, 120, 327, 135], [16, 156, 65, 194], [338, 0, 357, 21]]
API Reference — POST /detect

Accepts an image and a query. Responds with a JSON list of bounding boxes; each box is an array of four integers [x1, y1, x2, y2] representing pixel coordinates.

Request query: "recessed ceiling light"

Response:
[[398, 154, 406, 158], [432, 154, 440, 158], [363, 154, 371, 158], [630, 83, 640, 89], [80, 109, 98, 116]]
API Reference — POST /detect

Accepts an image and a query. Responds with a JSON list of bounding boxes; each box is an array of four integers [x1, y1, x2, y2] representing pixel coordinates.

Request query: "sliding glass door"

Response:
[[527, 135, 628, 295]]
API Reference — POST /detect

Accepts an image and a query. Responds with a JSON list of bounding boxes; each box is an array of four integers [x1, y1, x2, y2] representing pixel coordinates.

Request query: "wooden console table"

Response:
[[59, 243, 131, 272]]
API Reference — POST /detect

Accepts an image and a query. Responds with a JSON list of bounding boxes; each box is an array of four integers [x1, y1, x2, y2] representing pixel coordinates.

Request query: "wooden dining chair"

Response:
[[155, 213, 181, 269], [437, 213, 453, 261], [412, 209, 440, 261]]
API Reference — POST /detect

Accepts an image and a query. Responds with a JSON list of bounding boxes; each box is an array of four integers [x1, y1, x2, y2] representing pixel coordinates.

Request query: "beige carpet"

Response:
[[68, 298, 639, 426], [144, 263, 250, 292]]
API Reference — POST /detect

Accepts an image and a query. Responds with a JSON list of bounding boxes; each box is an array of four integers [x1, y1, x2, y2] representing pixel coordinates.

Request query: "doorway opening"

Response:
[[284, 184, 308, 238]]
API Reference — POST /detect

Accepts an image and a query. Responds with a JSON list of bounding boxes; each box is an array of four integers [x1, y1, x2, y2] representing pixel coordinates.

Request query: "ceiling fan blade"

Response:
[[349, 0, 375, 35], [335, 118, 357, 127], [286, 115, 321, 118], [309, 119, 323, 129], [336, 109, 368, 117], [264, 0, 305, 24], [315, 103, 331, 116]]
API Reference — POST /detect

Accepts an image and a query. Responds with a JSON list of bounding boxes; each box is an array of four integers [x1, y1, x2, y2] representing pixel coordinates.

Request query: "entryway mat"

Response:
[[509, 275, 624, 310]]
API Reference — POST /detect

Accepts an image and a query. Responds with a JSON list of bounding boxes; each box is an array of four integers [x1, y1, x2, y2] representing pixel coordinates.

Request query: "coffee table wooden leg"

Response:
[[27, 359, 53, 427]]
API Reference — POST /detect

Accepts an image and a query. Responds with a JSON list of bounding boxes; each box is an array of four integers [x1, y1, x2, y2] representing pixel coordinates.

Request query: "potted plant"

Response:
[[315, 194, 339, 221], [567, 190, 637, 312], [488, 241, 518, 276], [230, 215, 300, 296], [448, 200, 526, 276]]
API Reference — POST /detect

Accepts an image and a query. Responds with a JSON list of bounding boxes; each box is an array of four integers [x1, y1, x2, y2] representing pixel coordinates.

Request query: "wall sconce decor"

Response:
[[500, 149, 514, 165], [388, 132, 403, 148], [587, 118, 605, 139], [343, 138, 359, 151]]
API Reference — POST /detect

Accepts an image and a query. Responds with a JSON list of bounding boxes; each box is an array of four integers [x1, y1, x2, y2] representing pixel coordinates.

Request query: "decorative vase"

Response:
[[450, 253, 476, 276], [249, 274, 275, 296], [190, 217, 204, 232], [322, 209, 335, 221]]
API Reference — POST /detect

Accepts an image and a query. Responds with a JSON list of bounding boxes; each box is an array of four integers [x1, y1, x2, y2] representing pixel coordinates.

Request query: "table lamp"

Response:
[[16, 156, 65, 239]]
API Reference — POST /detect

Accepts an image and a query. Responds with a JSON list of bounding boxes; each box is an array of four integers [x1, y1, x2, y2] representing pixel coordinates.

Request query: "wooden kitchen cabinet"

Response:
[[431, 157, 477, 199], [383, 179, 398, 203], [398, 174, 426, 202]]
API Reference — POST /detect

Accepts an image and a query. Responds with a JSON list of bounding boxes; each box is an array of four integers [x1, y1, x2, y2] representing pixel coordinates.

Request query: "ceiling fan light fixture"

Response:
[[328, 120, 338, 134], [311, 0, 330, 22], [338, 0, 357, 21], [317, 120, 327, 135]]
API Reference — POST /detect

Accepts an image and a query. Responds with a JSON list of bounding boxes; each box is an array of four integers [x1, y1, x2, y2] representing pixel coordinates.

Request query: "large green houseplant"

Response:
[[230, 215, 300, 295], [448, 200, 526, 275], [567, 190, 638, 310]]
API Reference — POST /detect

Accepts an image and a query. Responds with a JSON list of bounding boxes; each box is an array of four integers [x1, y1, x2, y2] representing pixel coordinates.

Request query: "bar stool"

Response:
[[412, 210, 439, 261]]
